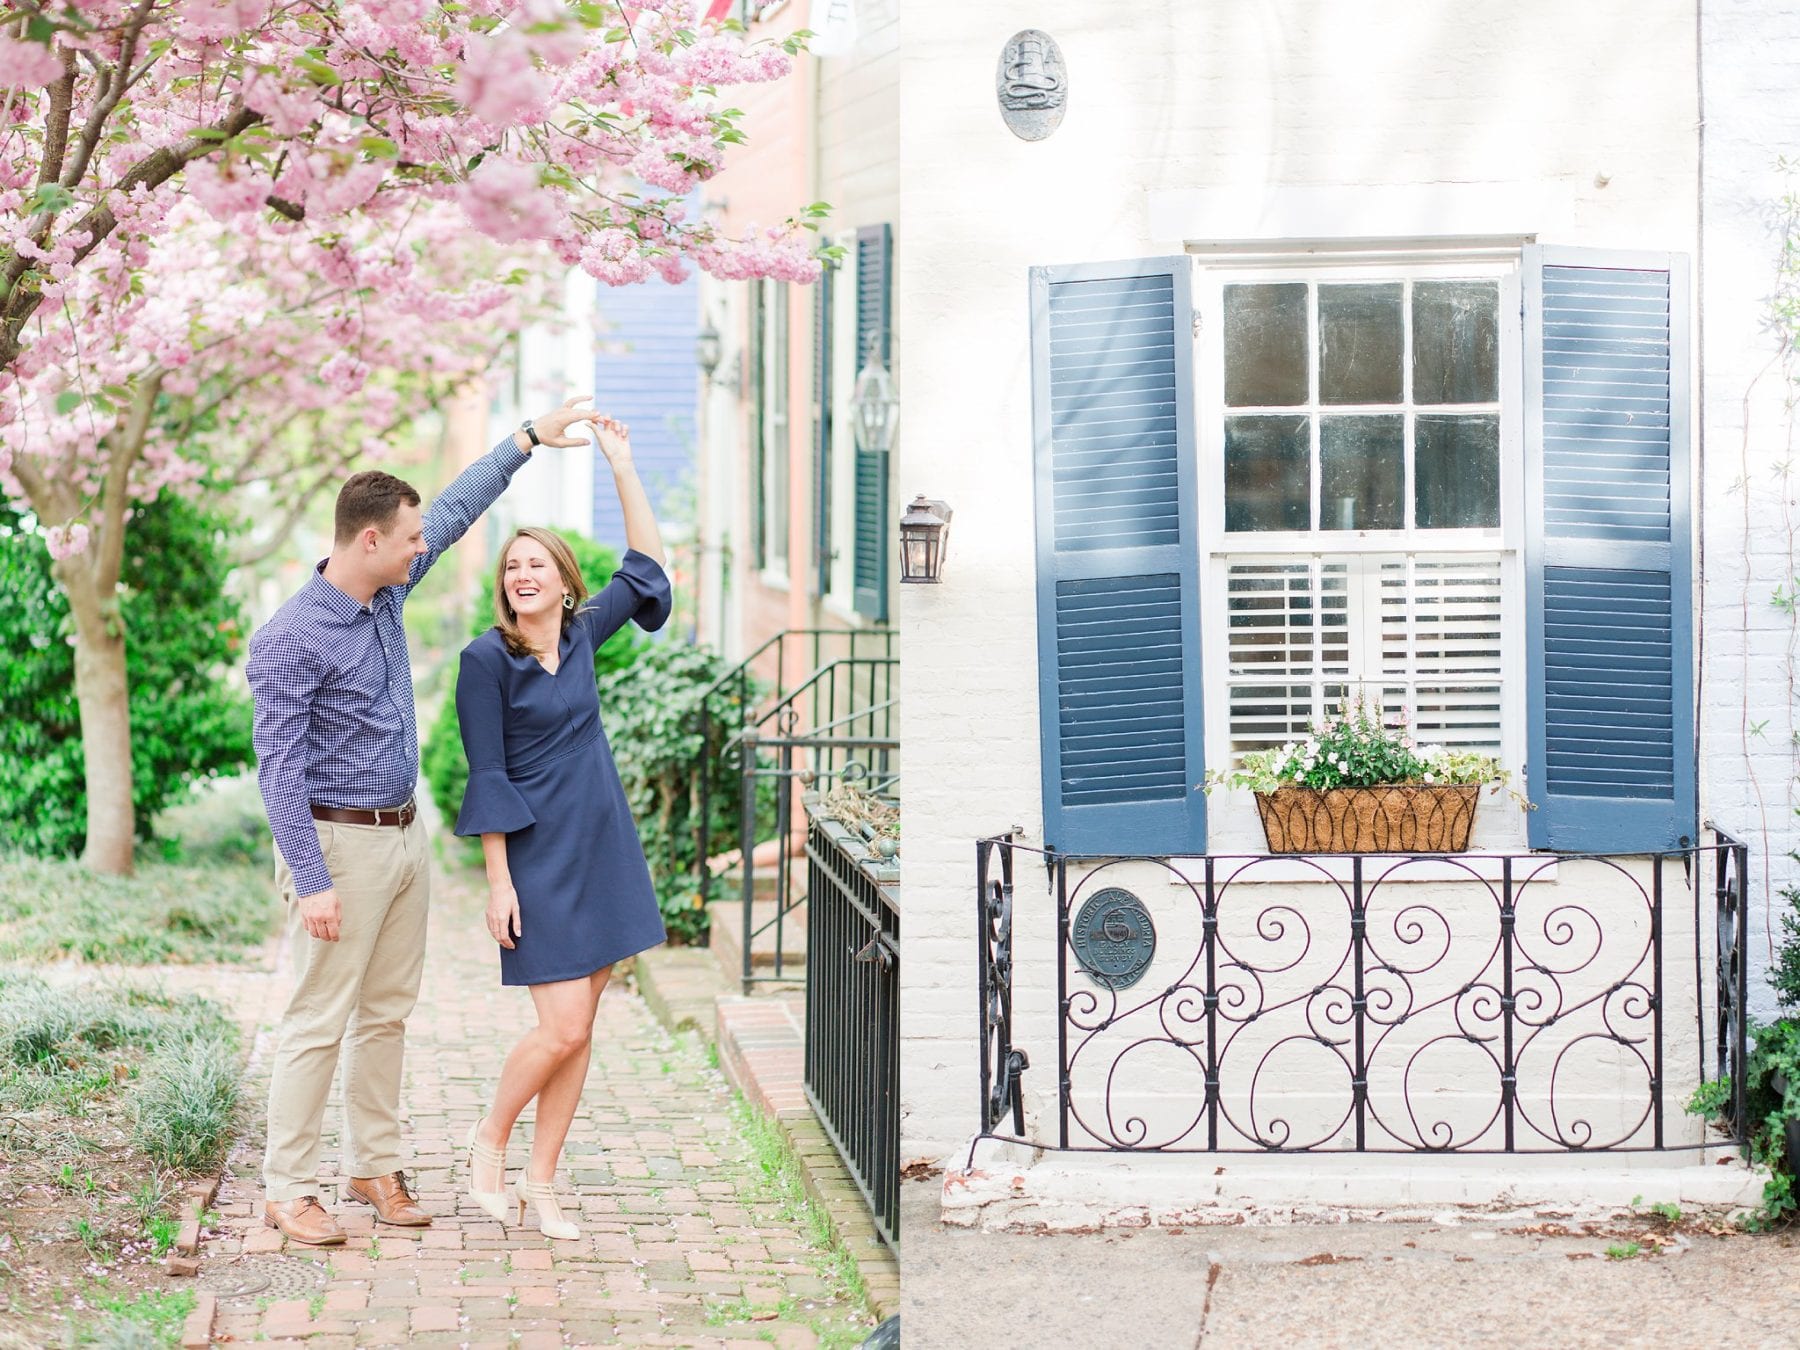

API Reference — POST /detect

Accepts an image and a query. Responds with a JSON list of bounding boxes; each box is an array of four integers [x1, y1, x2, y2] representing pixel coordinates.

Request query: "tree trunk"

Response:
[[57, 559, 136, 876]]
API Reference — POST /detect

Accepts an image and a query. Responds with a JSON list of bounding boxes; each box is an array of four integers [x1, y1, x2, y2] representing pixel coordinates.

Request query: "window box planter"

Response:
[[1253, 783, 1480, 855]]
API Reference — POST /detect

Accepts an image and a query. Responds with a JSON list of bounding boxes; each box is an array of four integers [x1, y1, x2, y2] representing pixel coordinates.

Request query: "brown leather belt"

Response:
[[311, 799, 417, 828]]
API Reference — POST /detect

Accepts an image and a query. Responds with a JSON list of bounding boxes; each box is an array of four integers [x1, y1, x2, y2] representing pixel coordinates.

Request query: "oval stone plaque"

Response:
[[996, 29, 1067, 141], [1071, 887, 1155, 989]]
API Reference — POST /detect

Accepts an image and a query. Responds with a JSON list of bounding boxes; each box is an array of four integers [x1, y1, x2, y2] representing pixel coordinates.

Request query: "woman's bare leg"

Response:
[[527, 967, 611, 1180], [473, 968, 609, 1187]]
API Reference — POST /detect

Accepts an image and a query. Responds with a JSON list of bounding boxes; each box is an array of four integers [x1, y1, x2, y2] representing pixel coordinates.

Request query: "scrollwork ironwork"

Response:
[[969, 835, 1749, 1156]]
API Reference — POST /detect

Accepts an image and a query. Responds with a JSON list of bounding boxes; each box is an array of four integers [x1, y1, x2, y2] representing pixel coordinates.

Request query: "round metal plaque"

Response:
[[1071, 887, 1155, 989], [996, 29, 1067, 141]]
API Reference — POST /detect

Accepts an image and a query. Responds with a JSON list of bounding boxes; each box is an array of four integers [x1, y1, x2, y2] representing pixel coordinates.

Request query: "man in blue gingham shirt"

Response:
[[245, 399, 601, 1246]]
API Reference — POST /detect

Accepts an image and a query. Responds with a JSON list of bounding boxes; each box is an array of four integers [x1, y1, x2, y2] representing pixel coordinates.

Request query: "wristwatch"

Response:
[[520, 418, 541, 448]]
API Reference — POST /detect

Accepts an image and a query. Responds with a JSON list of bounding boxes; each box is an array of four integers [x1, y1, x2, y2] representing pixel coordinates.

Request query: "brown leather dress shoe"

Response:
[[344, 1171, 432, 1226], [263, 1196, 347, 1246]]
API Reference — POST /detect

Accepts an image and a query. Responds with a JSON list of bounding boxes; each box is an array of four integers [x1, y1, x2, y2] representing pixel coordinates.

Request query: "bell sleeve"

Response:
[[453, 645, 537, 837], [574, 548, 673, 646]]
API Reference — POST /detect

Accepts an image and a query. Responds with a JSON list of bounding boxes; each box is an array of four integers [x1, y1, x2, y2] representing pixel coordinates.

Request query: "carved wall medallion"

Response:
[[997, 29, 1067, 141]]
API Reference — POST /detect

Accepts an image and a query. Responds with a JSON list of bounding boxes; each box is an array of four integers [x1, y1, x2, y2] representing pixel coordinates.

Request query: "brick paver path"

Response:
[[195, 853, 874, 1348]]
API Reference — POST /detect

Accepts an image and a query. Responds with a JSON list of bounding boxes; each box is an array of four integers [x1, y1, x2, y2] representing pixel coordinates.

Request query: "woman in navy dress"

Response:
[[454, 415, 670, 1240]]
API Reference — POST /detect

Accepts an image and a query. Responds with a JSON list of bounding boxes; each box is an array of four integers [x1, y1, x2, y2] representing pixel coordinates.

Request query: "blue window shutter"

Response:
[[1524, 246, 1694, 852], [1031, 257, 1205, 857], [852, 224, 892, 621]]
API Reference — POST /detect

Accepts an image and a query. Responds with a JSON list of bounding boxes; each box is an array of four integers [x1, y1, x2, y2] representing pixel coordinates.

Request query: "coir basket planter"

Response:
[[1253, 784, 1480, 854]]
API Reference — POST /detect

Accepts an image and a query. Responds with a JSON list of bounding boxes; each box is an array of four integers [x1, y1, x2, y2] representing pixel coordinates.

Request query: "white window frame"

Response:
[[759, 278, 791, 588], [1194, 252, 1529, 853]]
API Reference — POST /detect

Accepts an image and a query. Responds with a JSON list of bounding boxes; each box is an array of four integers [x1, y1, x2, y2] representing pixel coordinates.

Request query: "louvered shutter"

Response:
[[811, 263, 833, 597], [1524, 246, 1694, 852], [852, 224, 892, 621], [1031, 257, 1206, 856]]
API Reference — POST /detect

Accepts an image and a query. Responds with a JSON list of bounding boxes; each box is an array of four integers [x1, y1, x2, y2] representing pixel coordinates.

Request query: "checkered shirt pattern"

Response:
[[246, 437, 530, 897]]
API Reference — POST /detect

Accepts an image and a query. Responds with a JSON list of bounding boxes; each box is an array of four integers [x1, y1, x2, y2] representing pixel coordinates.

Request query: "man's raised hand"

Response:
[[530, 396, 604, 449]]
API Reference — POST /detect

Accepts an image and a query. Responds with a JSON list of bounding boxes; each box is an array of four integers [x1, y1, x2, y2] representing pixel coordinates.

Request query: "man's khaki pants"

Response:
[[264, 816, 429, 1201]]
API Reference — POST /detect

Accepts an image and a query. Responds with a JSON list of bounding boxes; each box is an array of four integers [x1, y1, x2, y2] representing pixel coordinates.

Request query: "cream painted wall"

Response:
[[898, 0, 1703, 1161], [1698, 0, 1800, 1019]]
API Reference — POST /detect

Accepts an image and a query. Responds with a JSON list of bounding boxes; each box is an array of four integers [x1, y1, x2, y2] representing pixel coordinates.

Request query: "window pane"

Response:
[[1224, 283, 1308, 406], [1228, 683, 1316, 761], [1225, 415, 1309, 531], [1319, 415, 1402, 530], [1413, 281, 1499, 404], [1415, 414, 1500, 528], [1319, 284, 1403, 405], [1225, 562, 1349, 676]]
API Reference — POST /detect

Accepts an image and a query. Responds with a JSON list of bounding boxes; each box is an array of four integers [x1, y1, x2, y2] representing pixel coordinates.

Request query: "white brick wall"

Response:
[[899, 0, 1715, 1163], [1699, 0, 1800, 1022]]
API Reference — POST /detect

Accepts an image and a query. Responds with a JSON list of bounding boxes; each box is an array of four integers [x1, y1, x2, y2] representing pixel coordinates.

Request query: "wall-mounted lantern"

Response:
[[850, 340, 900, 455], [696, 321, 724, 382], [899, 496, 952, 584]]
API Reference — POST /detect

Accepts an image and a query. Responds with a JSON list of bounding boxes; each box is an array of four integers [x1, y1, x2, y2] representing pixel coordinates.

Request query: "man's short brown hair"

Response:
[[335, 471, 422, 544]]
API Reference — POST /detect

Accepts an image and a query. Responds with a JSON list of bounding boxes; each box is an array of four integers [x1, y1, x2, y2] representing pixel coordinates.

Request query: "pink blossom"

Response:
[[240, 71, 320, 138], [45, 522, 91, 560], [183, 160, 272, 219], [0, 39, 65, 89], [319, 352, 371, 395], [457, 34, 548, 129], [178, 0, 269, 42], [456, 156, 549, 244]]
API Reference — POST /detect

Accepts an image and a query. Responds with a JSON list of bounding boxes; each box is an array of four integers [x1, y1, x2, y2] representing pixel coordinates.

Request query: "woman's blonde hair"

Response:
[[493, 526, 588, 657]]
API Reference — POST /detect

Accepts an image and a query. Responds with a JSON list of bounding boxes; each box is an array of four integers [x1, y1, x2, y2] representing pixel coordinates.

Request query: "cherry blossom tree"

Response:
[[0, 0, 825, 873]]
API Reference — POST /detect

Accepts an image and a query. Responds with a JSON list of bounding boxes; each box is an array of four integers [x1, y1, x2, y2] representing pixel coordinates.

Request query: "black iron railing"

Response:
[[974, 829, 1750, 1157], [692, 627, 896, 908], [804, 807, 900, 1247], [733, 728, 897, 989]]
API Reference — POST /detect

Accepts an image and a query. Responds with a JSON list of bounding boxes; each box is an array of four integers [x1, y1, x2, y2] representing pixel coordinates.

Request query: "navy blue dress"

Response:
[[452, 549, 672, 986]]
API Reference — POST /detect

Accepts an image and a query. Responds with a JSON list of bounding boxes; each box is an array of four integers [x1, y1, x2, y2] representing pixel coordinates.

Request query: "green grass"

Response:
[[1605, 1241, 1644, 1260], [0, 776, 276, 968], [70, 1287, 196, 1347], [731, 1094, 874, 1349], [0, 853, 273, 966]]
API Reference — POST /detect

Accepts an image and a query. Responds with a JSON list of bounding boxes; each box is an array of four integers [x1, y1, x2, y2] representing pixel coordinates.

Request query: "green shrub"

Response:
[[0, 973, 239, 1176], [1771, 883, 1800, 1013], [0, 498, 253, 858], [420, 532, 648, 830], [132, 1032, 240, 1172], [596, 641, 775, 945]]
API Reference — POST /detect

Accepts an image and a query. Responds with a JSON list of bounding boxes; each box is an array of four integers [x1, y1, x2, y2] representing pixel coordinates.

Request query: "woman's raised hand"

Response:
[[530, 396, 603, 449], [593, 415, 634, 472]]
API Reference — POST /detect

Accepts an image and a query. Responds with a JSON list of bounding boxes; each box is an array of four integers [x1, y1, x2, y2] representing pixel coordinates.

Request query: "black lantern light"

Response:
[[695, 321, 723, 383], [850, 339, 900, 454], [899, 496, 952, 584]]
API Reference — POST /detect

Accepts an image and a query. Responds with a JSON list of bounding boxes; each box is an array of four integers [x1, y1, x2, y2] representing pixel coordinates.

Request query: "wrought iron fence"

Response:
[[692, 627, 896, 908], [804, 808, 900, 1247], [731, 728, 897, 989], [975, 830, 1750, 1157]]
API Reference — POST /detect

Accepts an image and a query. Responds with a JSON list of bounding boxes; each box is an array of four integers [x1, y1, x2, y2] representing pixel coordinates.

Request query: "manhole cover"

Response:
[[199, 1254, 330, 1303]]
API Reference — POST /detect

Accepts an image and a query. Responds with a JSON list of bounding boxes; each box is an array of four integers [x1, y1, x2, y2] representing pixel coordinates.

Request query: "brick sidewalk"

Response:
[[192, 849, 876, 1348]]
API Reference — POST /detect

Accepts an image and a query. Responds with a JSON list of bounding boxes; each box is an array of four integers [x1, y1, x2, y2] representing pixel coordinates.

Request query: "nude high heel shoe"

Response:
[[513, 1172, 580, 1240], [464, 1119, 510, 1224]]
